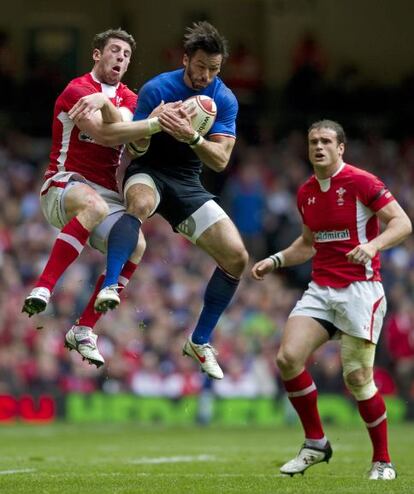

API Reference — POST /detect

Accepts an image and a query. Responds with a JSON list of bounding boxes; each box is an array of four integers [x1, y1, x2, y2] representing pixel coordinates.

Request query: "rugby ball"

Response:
[[183, 95, 217, 136]]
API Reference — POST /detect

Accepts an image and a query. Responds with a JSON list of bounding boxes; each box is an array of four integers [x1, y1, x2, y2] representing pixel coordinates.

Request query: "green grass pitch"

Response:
[[0, 423, 412, 493]]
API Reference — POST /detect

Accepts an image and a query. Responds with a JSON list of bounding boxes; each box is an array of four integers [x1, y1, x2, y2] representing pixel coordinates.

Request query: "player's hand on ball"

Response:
[[158, 109, 194, 143], [149, 100, 182, 118], [251, 258, 274, 280]]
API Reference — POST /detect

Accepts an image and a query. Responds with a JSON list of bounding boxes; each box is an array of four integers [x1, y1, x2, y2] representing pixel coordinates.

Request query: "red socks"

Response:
[[36, 217, 89, 291], [357, 392, 390, 462], [283, 369, 325, 440], [78, 260, 138, 328], [283, 371, 391, 463]]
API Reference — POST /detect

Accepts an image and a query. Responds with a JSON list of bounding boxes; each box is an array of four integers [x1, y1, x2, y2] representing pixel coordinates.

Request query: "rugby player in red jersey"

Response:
[[252, 120, 412, 479], [21, 28, 179, 367]]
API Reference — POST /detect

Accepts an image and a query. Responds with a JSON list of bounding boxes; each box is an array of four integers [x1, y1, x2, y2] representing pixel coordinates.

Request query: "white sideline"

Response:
[[0, 468, 36, 475], [129, 455, 216, 464]]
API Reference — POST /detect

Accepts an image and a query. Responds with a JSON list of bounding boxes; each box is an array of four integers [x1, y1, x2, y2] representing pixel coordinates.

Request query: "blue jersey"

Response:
[[132, 69, 238, 178]]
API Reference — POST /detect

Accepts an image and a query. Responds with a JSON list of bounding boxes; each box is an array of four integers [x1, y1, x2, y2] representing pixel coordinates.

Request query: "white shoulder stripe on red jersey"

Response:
[[57, 111, 75, 172], [356, 199, 374, 279]]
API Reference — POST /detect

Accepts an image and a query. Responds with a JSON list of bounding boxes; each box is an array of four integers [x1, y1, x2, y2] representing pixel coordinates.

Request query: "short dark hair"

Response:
[[92, 28, 136, 52], [183, 21, 229, 60], [308, 120, 346, 145]]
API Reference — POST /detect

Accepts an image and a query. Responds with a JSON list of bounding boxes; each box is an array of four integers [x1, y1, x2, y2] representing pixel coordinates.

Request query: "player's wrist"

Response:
[[188, 131, 204, 147], [269, 252, 285, 270], [147, 117, 161, 135]]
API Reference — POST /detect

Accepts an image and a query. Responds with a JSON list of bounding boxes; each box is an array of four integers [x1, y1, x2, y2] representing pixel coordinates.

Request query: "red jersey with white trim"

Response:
[[297, 163, 395, 287], [46, 72, 137, 192]]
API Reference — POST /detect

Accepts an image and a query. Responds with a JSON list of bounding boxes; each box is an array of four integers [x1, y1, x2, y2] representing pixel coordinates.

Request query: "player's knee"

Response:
[[344, 367, 377, 400], [225, 245, 249, 276], [341, 334, 377, 400], [127, 196, 153, 221], [276, 347, 301, 374], [238, 246, 249, 270]]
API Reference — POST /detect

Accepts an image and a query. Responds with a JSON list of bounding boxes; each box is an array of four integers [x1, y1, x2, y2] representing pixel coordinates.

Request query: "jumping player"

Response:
[[93, 21, 249, 380], [252, 120, 411, 479]]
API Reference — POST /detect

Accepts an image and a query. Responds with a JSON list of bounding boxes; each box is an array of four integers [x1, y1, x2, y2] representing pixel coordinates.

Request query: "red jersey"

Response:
[[297, 163, 395, 287], [46, 72, 137, 192]]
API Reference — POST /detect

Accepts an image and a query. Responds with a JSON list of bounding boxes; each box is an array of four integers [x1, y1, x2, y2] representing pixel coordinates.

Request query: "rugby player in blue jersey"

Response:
[[95, 21, 248, 379]]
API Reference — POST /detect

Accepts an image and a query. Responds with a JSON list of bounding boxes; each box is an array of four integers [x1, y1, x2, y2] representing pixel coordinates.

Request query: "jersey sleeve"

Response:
[[358, 173, 395, 212], [296, 185, 306, 223], [209, 88, 238, 138], [133, 80, 162, 121]]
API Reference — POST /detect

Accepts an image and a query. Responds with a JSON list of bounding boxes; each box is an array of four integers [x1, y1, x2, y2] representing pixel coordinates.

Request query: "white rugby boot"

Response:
[[64, 325, 105, 368], [22, 287, 51, 317], [182, 338, 224, 380], [368, 461, 397, 480], [280, 441, 333, 476], [94, 285, 121, 313]]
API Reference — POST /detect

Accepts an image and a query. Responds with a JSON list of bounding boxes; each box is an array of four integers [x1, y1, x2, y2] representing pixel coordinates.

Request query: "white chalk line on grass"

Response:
[[129, 455, 217, 464], [132, 473, 281, 478], [0, 468, 36, 475]]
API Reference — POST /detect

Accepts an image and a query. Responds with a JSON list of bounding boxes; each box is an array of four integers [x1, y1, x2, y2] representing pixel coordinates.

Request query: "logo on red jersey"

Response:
[[308, 196, 316, 205], [336, 187, 346, 206], [314, 229, 351, 242]]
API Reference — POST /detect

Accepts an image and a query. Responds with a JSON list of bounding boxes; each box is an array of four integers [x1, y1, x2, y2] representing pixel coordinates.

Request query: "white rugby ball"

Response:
[[183, 95, 217, 136]]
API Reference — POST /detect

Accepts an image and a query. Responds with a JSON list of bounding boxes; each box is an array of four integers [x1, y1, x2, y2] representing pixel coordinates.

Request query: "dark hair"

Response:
[[183, 21, 229, 60], [308, 119, 346, 145], [92, 28, 136, 52]]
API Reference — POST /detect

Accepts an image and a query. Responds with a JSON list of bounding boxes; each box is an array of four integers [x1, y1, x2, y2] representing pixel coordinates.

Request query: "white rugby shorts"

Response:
[[40, 171, 125, 254], [290, 280, 387, 344]]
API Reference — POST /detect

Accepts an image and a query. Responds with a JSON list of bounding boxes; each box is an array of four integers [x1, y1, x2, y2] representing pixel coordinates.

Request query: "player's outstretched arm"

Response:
[[346, 200, 412, 265], [251, 225, 315, 280], [70, 102, 181, 147]]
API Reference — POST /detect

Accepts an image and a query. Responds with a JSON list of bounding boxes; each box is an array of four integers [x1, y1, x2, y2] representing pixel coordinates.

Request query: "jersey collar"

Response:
[[90, 71, 119, 98], [316, 161, 345, 192]]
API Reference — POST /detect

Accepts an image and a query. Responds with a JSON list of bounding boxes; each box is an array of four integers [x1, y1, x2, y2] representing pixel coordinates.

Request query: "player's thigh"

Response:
[[124, 173, 159, 219], [63, 182, 107, 220], [40, 172, 89, 228], [279, 282, 335, 364], [195, 216, 248, 273], [340, 333, 376, 377], [279, 315, 330, 365]]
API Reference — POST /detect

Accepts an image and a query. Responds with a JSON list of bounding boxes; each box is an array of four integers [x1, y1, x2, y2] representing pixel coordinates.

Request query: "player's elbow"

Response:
[[213, 157, 230, 173], [402, 215, 413, 238]]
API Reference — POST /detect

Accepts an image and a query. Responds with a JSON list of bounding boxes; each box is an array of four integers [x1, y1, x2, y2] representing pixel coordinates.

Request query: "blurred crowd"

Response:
[[0, 29, 413, 419]]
